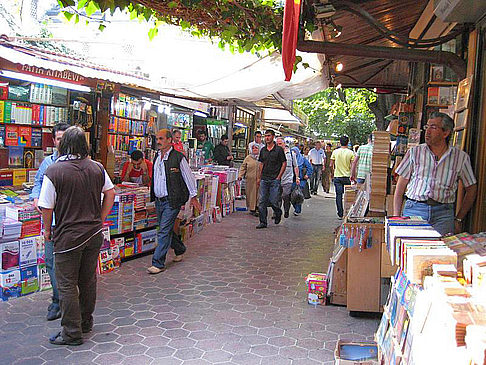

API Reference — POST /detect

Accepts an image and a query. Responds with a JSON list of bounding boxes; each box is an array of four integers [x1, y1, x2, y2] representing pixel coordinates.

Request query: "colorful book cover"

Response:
[[30, 129, 42, 148], [4, 101, 12, 122], [0, 100, 4, 122], [0, 124, 5, 147], [18, 126, 31, 147], [23, 150, 34, 169], [8, 146, 24, 167], [5, 124, 19, 146]]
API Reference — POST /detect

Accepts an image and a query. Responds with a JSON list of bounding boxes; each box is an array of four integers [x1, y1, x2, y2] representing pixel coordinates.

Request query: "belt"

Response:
[[406, 197, 444, 207], [155, 196, 169, 202]]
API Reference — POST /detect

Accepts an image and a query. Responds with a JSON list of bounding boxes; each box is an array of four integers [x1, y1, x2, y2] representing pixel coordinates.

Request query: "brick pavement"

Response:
[[0, 193, 379, 364]]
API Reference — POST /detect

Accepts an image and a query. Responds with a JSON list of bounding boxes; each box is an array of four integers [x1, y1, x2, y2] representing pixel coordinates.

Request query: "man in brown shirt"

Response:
[[39, 126, 115, 346]]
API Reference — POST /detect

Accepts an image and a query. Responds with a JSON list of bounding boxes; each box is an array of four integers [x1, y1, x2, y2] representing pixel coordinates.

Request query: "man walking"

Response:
[[350, 134, 373, 185], [38, 126, 115, 346], [249, 130, 265, 151], [276, 137, 300, 218], [213, 135, 234, 166], [321, 143, 333, 193], [148, 129, 201, 274], [308, 141, 325, 194], [256, 130, 287, 229], [330, 136, 355, 219], [31, 122, 70, 321], [393, 112, 477, 235]]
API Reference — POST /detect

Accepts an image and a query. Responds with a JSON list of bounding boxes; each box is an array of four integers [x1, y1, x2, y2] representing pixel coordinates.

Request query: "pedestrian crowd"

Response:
[[34, 111, 477, 346]]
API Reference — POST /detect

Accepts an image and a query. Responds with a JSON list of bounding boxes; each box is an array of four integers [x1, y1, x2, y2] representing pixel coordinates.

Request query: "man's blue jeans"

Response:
[[333, 177, 351, 218], [153, 199, 180, 269], [258, 179, 282, 225], [402, 199, 454, 236], [45, 240, 59, 307]]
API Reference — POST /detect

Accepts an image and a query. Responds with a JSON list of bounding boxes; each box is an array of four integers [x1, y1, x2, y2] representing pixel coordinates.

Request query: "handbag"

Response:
[[291, 185, 304, 205]]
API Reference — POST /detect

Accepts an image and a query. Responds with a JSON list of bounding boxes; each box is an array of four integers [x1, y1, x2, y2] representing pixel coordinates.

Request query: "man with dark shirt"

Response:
[[213, 135, 233, 166], [256, 129, 287, 229]]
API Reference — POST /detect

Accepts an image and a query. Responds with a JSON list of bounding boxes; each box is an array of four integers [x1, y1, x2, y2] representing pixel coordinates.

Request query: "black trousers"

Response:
[[55, 232, 103, 341]]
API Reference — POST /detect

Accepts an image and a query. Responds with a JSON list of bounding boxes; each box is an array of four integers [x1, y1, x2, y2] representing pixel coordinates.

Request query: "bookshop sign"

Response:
[[16, 64, 86, 85]]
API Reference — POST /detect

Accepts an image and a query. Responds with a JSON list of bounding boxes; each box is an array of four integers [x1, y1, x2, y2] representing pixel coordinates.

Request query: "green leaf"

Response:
[[180, 20, 190, 30], [302, 63, 309, 69], [63, 11, 74, 21], [85, 1, 98, 16], [130, 8, 137, 20], [168, 1, 178, 9], [98, 24, 106, 31], [77, 0, 88, 9], [75, 13, 79, 24], [148, 27, 158, 40]]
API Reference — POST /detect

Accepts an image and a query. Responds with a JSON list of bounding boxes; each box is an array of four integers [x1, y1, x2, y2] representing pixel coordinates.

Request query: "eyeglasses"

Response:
[[423, 124, 443, 131]]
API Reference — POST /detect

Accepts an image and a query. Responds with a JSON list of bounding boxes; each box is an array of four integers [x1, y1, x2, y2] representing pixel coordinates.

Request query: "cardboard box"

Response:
[[0, 269, 21, 301], [334, 340, 379, 365], [20, 265, 39, 295]]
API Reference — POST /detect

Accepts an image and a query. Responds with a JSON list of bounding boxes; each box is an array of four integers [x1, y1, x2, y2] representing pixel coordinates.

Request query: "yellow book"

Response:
[[0, 100, 4, 122]]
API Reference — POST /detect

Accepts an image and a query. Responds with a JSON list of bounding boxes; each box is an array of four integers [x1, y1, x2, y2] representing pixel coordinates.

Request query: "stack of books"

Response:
[[370, 131, 390, 212]]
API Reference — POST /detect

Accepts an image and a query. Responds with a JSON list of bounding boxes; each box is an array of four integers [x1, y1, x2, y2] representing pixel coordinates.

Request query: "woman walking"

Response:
[[290, 147, 313, 216], [238, 143, 260, 216]]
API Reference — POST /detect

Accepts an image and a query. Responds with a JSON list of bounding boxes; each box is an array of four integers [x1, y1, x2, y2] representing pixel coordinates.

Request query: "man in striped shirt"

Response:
[[393, 112, 477, 235]]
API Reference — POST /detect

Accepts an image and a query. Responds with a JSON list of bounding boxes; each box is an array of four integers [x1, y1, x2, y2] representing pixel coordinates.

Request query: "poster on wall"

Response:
[[455, 76, 472, 112]]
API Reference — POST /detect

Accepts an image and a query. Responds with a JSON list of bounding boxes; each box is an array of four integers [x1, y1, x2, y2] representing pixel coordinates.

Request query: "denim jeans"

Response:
[[333, 177, 351, 218], [153, 200, 181, 268], [258, 179, 282, 225], [45, 240, 59, 306], [402, 199, 454, 236], [356, 178, 365, 184], [311, 164, 322, 193]]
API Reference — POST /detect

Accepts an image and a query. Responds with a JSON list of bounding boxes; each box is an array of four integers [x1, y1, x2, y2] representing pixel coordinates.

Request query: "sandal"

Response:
[[49, 331, 83, 346]]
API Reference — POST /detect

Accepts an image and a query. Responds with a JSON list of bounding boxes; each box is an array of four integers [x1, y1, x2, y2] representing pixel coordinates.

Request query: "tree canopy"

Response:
[[295, 88, 377, 145], [57, 0, 314, 56]]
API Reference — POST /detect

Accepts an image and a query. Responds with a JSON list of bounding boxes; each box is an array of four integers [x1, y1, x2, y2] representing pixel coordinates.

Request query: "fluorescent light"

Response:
[[157, 104, 164, 113], [235, 122, 246, 128], [144, 101, 151, 110], [194, 111, 207, 118], [164, 105, 172, 115], [0, 69, 91, 92]]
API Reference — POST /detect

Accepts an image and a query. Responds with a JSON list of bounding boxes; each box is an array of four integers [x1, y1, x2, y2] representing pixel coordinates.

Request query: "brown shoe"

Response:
[[147, 266, 166, 274], [173, 254, 183, 263]]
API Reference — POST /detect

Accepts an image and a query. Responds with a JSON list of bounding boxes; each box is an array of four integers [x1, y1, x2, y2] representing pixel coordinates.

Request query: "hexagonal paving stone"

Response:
[[173, 347, 204, 360], [308, 348, 335, 362], [232, 325, 258, 336], [118, 343, 148, 356], [222, 341, 252, 354], [231, 352, 262, 365], [258, 327, 285, 338], [279, 346, 309, 359], [240, 334, 268, 345], [168, 337, 197, 349], [268, 336, 297, 347], [116, 334, 145, 345], [259, 355, 293, 365], [188, 330, 216, 341], [250, 344, 279, 357], [92, 342, 122, 354], [91, 332, 120, 343], [194, 339, 224, 351], [121, 354, 152, 364], [163, 328, 190, 339], [141, 335, 171, 347], [94, 352, 127, 365], [202, 349, 233, 363]]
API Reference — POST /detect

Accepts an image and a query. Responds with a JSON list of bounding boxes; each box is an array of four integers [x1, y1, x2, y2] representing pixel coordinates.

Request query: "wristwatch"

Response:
[[454, 217, 463, 223]]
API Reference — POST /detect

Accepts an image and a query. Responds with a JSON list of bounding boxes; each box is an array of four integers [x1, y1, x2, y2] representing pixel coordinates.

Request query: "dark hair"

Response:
[[172, 129, 182, 136], [130, 149, 144, 161], [52, 122, 70, 138], [264, 129, 275, 136], [429, 111, 454, 143], [326, 143, 332, 147], [58, 126, 89, 159], [340, 136, 349, 146], [221, 134, 228, 141], [368, 134, 373, 141], [255, 131, 262, 136], [198, 130, 207, 136]]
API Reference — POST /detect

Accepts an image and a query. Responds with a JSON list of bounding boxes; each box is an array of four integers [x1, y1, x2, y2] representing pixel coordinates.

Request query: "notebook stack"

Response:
[[370, 131, 390, 212]]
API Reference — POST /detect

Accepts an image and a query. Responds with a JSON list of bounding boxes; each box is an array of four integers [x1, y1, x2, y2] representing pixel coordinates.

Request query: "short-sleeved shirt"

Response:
[[356, 143, 373, 179], [395, 144, 477, 204], [308, 148, 325, 165], [198, 140, 214, 161], [258, 144, 287, 180], [121, 159, 153, 184], [331, 148, 355, 177]]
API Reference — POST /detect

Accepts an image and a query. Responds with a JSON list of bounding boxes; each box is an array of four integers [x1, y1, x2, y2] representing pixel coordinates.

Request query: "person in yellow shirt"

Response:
[[330, 136, 355, 219]]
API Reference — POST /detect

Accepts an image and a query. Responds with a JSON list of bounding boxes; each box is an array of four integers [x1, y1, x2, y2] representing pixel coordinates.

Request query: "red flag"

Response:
[[282, 0, 301, 81]]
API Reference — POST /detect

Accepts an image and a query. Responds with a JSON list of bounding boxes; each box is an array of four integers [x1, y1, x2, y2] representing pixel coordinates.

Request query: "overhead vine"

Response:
[[57, 0, 317, 58]]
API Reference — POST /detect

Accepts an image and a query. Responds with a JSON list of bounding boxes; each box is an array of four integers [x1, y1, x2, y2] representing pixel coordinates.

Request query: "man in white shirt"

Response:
[[148, 129, 202, 274], [308, 141, 325, 195]]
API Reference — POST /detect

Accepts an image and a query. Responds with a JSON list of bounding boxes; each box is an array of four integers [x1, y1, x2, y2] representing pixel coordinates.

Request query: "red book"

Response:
[[19, 126, 31, 147], [5, 125, 19, 146]]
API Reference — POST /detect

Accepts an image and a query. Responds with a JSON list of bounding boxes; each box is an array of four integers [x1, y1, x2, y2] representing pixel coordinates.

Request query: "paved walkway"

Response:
[[0, 193, 379, 365]]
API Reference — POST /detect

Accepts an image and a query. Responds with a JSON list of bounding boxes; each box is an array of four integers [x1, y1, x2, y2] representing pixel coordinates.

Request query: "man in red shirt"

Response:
[[121, 149, 153, 186], [172, 129, 185, 154]]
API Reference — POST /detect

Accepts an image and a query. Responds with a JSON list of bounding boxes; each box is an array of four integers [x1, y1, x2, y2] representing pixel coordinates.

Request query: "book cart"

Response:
[[327, 131, 398, 314]]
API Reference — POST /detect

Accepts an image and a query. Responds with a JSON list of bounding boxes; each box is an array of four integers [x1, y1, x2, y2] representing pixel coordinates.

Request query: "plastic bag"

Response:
[[291, 185, 305, 205]]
